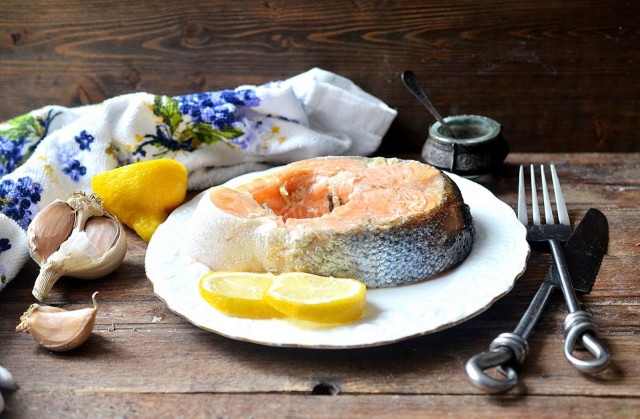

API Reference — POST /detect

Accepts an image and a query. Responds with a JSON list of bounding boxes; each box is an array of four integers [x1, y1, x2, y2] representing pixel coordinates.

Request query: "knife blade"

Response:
[[466, 208, 609, 393], [553, 208, 608, 293]]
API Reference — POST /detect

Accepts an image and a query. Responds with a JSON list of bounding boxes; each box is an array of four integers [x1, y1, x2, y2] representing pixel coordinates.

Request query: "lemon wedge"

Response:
[[264, 272, 366, 324], [199, 271, 284, 319], [91, 159, 187, 242]]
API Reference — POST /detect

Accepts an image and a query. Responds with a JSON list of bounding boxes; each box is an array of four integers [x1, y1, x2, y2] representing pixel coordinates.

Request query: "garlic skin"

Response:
[[16, 292, 99, 352], [27, 192, 127, 301], [0, 365, 14, 414], [0, 365, 15, 391]]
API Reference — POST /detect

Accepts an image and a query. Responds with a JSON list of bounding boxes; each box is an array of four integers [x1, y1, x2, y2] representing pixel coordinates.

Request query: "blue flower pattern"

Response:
[[178, 89, 261, 128], [0, 176, 43, 229], [57, 130, 94, 182], [0, 109, 60, 177], [74, 130, 94, 151], [0, 136, 28, 177], [133, 87, 298, 157], [62, 159, 87, 182], [0, 109, 95, 234]]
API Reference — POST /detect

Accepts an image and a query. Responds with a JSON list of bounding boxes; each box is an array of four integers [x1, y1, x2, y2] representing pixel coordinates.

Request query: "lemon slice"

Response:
[[199, 272, 284, 319], [264, 272, 366, 324]]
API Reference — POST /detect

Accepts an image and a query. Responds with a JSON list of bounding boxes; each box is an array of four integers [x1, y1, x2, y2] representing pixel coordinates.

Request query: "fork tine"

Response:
[[517, 165, 528, 225], [530, 164, 540, 225], [550, 164, 570, 225], [540, 165, 555, 224]]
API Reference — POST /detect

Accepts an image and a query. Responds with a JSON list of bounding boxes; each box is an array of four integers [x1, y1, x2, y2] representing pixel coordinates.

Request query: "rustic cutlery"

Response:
[[517, 164, 610, 373], [466, 207, 609, 392], [465, 165, 610, 393]]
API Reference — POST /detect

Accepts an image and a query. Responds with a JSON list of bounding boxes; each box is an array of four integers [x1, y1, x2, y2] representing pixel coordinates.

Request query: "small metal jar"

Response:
[[421, 115, 509, 176]]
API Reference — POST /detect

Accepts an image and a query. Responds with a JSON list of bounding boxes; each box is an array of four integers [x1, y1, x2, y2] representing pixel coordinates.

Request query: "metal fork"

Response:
[[519, 164, 610, 373]]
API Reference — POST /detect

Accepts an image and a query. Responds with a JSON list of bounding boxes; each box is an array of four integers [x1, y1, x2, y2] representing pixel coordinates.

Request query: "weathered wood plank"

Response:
[[1, 322, 639, 396], [1, 1, 639, 153], [3, 393, 640, 419]]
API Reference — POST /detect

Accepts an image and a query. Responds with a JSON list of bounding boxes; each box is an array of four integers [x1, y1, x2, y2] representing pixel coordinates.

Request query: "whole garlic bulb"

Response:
[[27, 192, 127, 301]]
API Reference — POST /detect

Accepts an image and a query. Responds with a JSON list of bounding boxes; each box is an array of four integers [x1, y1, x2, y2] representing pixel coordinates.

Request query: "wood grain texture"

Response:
[[0, 153, 638, 417], [8, 391, 640, 419], [4, 393, 640, 419], [1, 1, 639, 153]]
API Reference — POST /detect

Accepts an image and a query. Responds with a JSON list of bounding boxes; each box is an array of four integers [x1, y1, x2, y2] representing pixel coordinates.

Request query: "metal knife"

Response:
[[465, 208, 609, 393]]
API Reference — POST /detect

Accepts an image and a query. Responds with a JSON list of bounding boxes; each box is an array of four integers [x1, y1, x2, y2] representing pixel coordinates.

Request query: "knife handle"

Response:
[[465, 333, 528, 393], [563, 310, 611, 373]]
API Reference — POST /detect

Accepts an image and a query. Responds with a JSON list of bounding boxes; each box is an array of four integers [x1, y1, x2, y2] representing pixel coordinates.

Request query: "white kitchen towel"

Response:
[[0, 67, 397, 292]]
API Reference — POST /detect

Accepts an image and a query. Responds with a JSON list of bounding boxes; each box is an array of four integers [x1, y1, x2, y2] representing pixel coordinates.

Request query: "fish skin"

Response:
[[261, 172, 475, 287], [184, 157, 475, 288]]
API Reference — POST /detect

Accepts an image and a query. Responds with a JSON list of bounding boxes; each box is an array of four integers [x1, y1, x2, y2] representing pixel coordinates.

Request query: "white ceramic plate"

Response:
[[145, 169, 529, 348]]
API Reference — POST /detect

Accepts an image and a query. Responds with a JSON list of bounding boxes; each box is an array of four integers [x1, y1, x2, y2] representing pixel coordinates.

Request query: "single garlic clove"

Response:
[[16, 292, 99, 352], [85, 216, 121, 256], [27, 201, 74, 265]]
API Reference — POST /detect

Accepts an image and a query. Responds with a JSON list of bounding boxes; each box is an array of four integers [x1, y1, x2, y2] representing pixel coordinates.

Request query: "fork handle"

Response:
[[563, 311, 611, 373], [549, 240, 611, 373], [465, 333, 528, 393], [548, 240, 580, 312]]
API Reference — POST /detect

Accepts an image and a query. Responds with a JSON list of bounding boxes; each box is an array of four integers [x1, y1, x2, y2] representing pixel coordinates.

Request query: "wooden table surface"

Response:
[[0, 152, 638, 418]]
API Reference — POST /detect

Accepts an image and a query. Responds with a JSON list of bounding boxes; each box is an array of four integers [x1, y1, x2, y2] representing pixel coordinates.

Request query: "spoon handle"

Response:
[[401, 71, 456, 139]]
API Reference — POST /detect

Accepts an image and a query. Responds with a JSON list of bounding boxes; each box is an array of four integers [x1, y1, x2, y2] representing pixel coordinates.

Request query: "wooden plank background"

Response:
[[1, 1, 638, 154]]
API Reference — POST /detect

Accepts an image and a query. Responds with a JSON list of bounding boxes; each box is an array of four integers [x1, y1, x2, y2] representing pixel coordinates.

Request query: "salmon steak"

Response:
[[183, 156, 475, 288]]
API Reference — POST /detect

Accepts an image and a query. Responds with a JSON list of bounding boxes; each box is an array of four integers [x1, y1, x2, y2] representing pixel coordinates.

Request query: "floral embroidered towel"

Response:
[[0, 67, 397, 292]]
